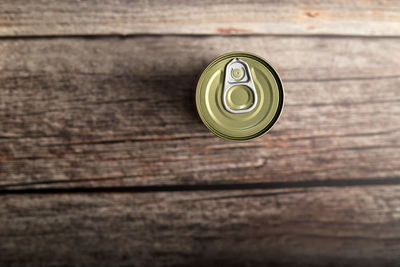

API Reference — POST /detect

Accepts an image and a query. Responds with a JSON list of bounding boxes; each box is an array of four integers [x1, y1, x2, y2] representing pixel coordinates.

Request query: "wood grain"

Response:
[[2, 1, 399, 266], [0, 36, 399, 189], [1, 186, 400, 266], [0, 0, 400, 37]]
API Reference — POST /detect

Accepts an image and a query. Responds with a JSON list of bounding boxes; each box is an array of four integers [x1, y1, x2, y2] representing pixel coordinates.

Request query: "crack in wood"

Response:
[[1, 177, 400, 195]]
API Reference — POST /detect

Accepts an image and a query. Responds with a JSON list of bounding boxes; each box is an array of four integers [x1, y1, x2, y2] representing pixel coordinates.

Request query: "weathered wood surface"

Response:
[[1, 1, 400, 265], [0, 36, 399, 189], [0, 0, 400, 37], [2, 186, 400, 266]]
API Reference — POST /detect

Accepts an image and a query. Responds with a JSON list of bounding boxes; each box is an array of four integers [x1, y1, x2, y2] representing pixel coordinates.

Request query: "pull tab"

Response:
[[223, 58, 258, 114]]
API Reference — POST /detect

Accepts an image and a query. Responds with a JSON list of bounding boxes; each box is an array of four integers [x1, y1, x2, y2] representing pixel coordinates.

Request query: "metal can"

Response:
[[195, 52, 284, 141]]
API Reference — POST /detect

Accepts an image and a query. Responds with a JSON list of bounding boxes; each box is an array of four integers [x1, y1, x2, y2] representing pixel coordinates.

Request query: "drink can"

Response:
[[195, 52, 284, 141]]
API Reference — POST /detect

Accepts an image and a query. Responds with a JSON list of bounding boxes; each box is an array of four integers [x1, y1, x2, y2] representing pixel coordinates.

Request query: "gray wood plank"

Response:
[[0, 36, 399, 189], [0, 0, 399, 37], [1, 186, 400, 266]]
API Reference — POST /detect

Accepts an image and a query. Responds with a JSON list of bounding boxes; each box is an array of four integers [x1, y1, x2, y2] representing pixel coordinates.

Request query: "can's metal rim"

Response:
[[196, 51, 284, 142]]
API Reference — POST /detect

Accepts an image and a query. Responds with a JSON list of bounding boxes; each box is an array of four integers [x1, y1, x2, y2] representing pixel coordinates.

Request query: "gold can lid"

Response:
[[196, 52, 284, 141]]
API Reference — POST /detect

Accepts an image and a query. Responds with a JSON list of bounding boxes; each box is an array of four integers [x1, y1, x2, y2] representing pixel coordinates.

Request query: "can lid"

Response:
[[196, 52, 284, 141]]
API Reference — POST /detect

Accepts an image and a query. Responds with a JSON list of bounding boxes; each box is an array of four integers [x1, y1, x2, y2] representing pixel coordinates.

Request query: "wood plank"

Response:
[[0, 36, 399, 188], [1, 186, 400, 266], [0, 0, 400, 37]]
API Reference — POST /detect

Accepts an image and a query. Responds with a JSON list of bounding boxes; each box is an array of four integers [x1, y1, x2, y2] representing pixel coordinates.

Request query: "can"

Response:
[[195, 52, 284, 141]]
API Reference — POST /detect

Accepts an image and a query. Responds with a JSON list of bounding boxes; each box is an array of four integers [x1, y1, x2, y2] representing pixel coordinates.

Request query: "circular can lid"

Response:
[[196, 52, 284, 141]]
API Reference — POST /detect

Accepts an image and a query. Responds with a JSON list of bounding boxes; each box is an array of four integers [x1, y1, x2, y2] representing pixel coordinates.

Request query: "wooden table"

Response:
[[1, 1, 399, 266]]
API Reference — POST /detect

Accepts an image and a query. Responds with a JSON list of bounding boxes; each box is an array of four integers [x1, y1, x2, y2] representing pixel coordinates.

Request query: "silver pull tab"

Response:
[[223, 58, 258, 114]]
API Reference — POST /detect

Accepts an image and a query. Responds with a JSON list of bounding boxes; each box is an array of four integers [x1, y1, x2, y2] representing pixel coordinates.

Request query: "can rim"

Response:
[[196, 51, 284, 142]]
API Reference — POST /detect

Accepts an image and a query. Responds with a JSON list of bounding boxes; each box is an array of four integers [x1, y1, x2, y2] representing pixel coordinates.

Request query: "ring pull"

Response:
[[222, 58, 258, 114]]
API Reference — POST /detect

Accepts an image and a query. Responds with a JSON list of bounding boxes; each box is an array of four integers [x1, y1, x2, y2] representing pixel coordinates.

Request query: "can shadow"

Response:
[[122, 63, 210, 133], [151, 72, 202, 123], [93, 62, 208, 136]]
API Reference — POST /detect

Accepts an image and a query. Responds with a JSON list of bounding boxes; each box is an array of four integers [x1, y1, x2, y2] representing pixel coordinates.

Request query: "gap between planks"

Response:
[[1, 33, 400, 40], [1, 176, 400, 195]]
